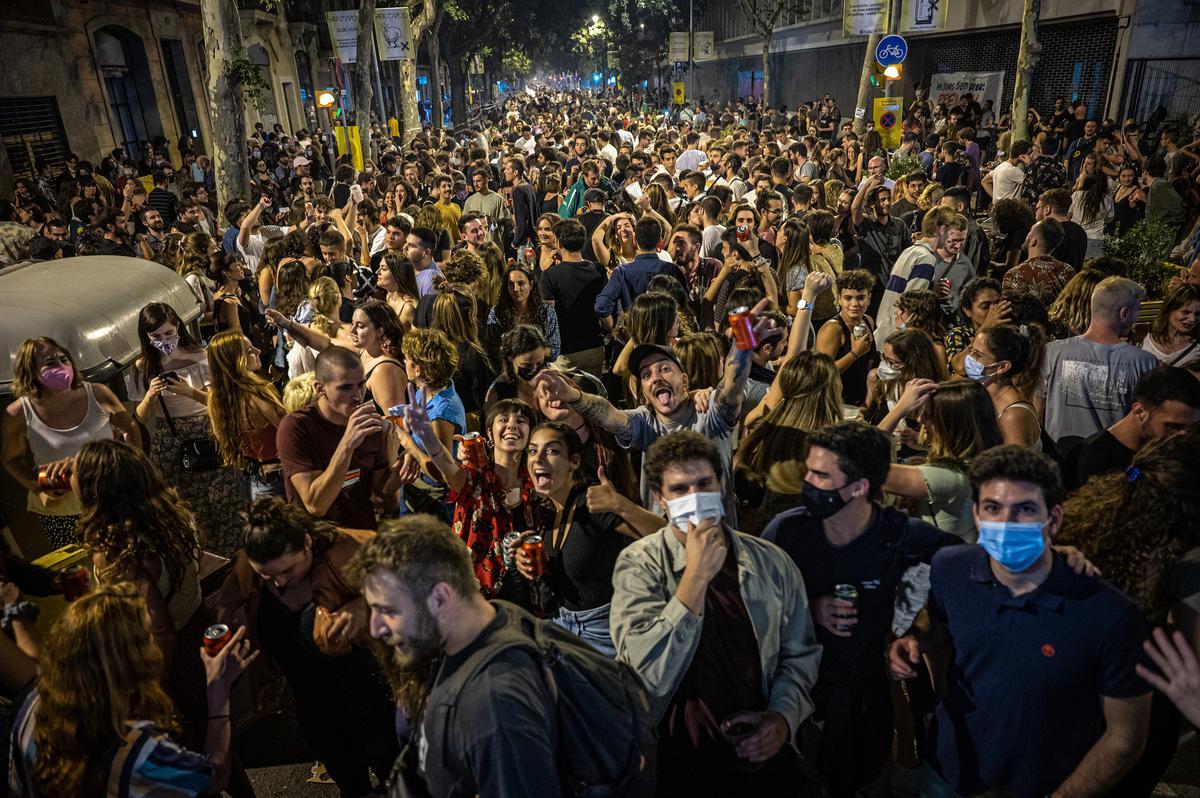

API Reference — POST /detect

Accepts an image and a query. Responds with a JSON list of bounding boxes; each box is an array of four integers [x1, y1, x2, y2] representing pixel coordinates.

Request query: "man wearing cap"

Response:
[[531, 299, 778, 525]]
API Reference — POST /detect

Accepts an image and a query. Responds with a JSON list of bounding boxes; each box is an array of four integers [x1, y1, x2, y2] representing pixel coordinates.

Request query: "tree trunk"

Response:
[[200, 0, 249, 209], [446, 50, 468, 127], [354, 0, 377, 166], [400, 0, 434, 145], [1010, 0, 1041, 144], [852, 34, 881, 136], [427, 6, 445, 130], [371, 46, 388, 131], [760, 33, 770, 110]]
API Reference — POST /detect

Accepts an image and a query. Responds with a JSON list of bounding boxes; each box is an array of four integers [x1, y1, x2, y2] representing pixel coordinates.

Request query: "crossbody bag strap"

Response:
[[156, 392, 180, 439], [1167, 340, 1199, 367]]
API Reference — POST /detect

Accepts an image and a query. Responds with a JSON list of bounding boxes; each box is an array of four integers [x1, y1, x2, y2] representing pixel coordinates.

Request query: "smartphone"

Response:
[[160, 370, 178, 383], [625, 182, 644, 202]]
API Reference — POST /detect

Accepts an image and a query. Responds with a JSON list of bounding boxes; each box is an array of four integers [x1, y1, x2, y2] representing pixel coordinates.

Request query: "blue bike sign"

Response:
[[875, 35, 907, 67]]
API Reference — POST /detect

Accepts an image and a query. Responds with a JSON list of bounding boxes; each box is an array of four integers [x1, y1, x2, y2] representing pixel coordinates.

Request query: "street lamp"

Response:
[[592, 13, 599, 23]]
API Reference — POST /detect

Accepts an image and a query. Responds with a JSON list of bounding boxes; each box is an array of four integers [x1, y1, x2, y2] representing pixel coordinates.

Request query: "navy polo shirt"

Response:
[[926, 545, 1149, 797]]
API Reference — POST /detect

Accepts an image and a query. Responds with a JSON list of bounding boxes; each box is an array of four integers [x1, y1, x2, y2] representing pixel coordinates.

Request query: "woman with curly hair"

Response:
[[1058, 428, 1200, 796], [485, 262, 560, 361], [989, 198, 1037, 276], [207, 330, 287, 498], [269, 298, 409, 415], [1047, 268, 1104, 340], [10, 583, 255, 798], [894, 289, 947, 363]]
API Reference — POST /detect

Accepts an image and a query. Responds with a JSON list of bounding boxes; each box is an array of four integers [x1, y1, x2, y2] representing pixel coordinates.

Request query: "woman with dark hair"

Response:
[[175, 231, 216, 332], [965, 322, 1045, 447], [402, 398, 543, 604], [377, 251, 420, 330], [1071, 173, 1115, 258], [1058, 428, 1200, 796], [215, 498, 400, 797], [208, 252, 253, 334], [778, 218, 813, 315], [880, 379, 1004, 540], [533, 212, 562, 275], [945, 276, 1005, 376], [1111, 165, 1146, 235], [10, 584, 255, 798], [268, 258, 311, 370], [485, 263, 560, 361], [2, 337, 139, 550], [516, 422, 662, 656], [127, 302, 245, 555], [988, 199, 1037, 276], [430, 290, 494, 419], [1142, 283, 1200, 367], [611, 291, 680, 391], [864, 328, 947, 427], [485, 324, 551, 411]]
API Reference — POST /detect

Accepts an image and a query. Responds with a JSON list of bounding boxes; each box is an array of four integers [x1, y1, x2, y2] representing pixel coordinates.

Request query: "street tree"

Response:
[[1010, 0, 1042, 143], [200, 0, 250, 213], [399, 0, 435, 144], [354, 0, 378, 163], [733, 0, 806, 109]]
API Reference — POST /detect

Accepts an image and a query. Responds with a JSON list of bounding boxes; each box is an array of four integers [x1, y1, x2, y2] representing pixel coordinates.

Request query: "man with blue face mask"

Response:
[[889, 445, 1151, 797], [610, 431, 821, 796]]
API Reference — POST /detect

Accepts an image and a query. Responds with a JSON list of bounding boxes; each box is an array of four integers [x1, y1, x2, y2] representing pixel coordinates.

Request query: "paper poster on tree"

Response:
[[843, 0, 890, 36], [373, 7, 411, 61]]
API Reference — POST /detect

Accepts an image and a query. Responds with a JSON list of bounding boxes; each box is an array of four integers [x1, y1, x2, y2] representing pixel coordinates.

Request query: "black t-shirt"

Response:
[[855, 216, 908, 282], [546, 484, 627, 612], [1069, 429, 1134, 489], [936, 161, 965, 188], [97, 237, 135, 257], [1056, 221, 1088, 271], [762, 504, 958, 682], [579, 210, 607, 262], [540, 259, 606, 354], [331, 182, 351, 210]]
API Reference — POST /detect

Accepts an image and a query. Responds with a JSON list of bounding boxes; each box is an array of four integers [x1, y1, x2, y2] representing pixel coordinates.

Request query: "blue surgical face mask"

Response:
[[963, 353, 989, 382], [977, 520, 1047, 572]]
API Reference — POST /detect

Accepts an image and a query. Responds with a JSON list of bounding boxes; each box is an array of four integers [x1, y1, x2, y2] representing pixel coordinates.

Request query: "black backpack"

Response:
[[412, 601, 656, 798]]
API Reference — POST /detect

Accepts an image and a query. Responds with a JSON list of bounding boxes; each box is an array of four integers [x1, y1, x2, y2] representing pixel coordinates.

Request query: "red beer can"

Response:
[[37, 465, 71, 492], [521, 536, 547, 578], [728, 306, 758, 351], [457, 432, 489, 470], [60, 564, 90, 601], [203, 624, 233, 656]]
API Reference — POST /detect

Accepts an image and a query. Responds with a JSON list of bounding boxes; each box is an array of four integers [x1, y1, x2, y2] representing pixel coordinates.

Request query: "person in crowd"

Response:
[[3, 336, 139, 550], [206, 330, 287, 498], [889, 445, 1152, 798], [543, 218, 606, 376], [1067, 366, 1200, 487], [611, 291, 682, 393], [214, 498, 400, 797], [9, 584, 256, 797], [394, 327, 466, 489], [532, 212, 561, 274], [850, 181, 908, 299], [1003, 218, 1076, 305], [594, 216, 684, 331], [963, 322, 1045, 447], [815, 269, 878, 408], [486, 263, 561, 361], [763, 422, 960, 797], [485, 324, 552, 411], [208, 251, 254, 335], [1039, 276, 1159, 443], [1141, 283, 1200, 367], [1035, 188, 1088, 270], [514, 422, 663, 655], [1111, 164, 1147, 235], [804, 209, 844, 326], [1046, 268, 1105, 340], [403, 226, 446, 297], [863, 328, 947, 428], [1071, 173, 1115, 258], [1059, 428, 1200, 795], [376, 251, 421, 330], [128, 302, 245, 556], [892, 289, 946, 363], [429, 290, 493, 420], [610, 431, 821, 793]]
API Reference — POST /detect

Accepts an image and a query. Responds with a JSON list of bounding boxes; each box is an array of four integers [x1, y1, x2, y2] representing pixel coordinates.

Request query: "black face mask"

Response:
[[516, 363, 543, 381], [801, 480, 849, 520]]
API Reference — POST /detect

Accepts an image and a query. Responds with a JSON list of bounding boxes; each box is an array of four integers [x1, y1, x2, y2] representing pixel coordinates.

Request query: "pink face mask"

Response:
[[39, 365, 74, 392]]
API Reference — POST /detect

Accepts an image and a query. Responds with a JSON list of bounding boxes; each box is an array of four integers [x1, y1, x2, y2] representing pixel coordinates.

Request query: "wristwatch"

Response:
[[796, 298, 814, 312]]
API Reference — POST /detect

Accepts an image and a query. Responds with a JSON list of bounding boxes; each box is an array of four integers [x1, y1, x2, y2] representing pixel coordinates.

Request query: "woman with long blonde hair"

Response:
[[207, 329, 286, 498], [644, 182, 677, 228], [1047, 268, 1104, 339], [286, 276, 342, 378], [12, 583, 255, 798]]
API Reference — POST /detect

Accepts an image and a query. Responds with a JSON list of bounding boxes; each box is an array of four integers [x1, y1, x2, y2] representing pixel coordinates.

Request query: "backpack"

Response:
[[407, 601, 656, 798]]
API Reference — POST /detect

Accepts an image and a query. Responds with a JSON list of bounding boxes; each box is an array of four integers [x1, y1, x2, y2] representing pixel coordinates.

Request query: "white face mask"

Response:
[[664, 491, 724, 532]]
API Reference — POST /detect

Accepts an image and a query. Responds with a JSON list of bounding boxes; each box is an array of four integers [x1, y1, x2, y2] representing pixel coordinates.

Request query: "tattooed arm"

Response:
[[530, 370, 632, 435]]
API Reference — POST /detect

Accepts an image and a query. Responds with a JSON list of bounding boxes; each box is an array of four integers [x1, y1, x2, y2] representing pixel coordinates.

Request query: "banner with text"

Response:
[[669, 32, 689, 63], [694, 31, 715, 61], [930, 70, 1005, 114], [327, 10, 359, 63], [843, 0, 891, 36], [900, 0, 948, 33], [373, 7, 411, 61]]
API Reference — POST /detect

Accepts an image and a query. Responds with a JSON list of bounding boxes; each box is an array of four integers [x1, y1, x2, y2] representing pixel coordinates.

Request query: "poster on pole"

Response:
[[930, 70, 1005, 115], [693, 31, 715, 62], [327, 10, 359, 63], [843, 0, 890, 36], [668, 32, 689, 63], [373, 7, 411, 61], [900, 0, 948, 33], [873, 97, 903, 149]]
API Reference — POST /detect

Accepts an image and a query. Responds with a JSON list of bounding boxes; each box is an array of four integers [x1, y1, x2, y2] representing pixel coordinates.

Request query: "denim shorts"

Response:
[[553, 602, 616, 658]]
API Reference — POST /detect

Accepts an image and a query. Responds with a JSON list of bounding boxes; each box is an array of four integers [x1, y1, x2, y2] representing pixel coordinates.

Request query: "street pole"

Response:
[[688, 0, 694, 107]]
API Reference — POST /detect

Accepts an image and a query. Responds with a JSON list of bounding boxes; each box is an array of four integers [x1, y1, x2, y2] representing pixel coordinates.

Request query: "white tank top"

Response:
[[21, 384, 113, 516]]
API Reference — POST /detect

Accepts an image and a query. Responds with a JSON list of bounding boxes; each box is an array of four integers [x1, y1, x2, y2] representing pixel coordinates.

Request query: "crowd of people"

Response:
[[1, 84, 1200, 797]]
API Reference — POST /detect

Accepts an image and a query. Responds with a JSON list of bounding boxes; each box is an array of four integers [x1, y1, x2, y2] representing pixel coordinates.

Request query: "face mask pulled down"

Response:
[[665, 491, 724, 532]]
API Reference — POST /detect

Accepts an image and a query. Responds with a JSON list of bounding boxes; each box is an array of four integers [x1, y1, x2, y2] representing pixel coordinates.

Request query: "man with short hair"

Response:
[[1068, 367, 1200, 487], [1039, 276, 1160, 443], [593, 217, 686, 329], [764, 422, 959, 798], [542, 218, 606, 375], [275, 346, 403, 529], [353, 515, 565, 796], [146, 170, 178, 227], [579, 188, 609, 262], [889, 445, 1151, 798], [699, 196, 725, 259], [96, 208, 135, 257], [982, 139, 1031, 201], [404, 226, 445, 297], [851, 179, 908, 305], [463, 165, 507, 237], [668, 225, 721, 326], [319, 227, 374, 307], [559, 159, 614, 220], [135, 207, 168, 258], [430, 174, 462, 244], [369, 215, 409, 272], [237, 194, 290, 272], [503, 156, 538, 251], [610, 431, 820, 792], [1064, 119, 1100, 182], [1003, 218, 1075, 305], [874, 207, 967, 345], [1035, 188, 1088, 270], [1144, 157, 1184, 232]]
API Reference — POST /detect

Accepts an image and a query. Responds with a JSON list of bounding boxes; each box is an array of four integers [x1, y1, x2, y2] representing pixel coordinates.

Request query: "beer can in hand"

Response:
[[851, 322, 868, 340], [833, 583, 858, 633], [457, 432, 489, 470], [728, 306, 758, 351], [203, 624, 233, 656], [60, 564, 90, 602], [37, 465, 71, 492], [521, 536, 547, 578]]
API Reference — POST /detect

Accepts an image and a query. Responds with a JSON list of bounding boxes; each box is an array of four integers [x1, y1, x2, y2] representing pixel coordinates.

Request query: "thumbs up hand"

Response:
[[585, 466, 625, 515]]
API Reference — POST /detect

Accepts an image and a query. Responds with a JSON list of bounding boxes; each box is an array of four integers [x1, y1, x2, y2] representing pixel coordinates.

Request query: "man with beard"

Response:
[[668, 225, 721, 327], [96, 208, 135, 257], [1039, 277, 1159, 443], [352, 514, 562, 797], [135, 207, 168, 258], [531, 299, 777, 524]]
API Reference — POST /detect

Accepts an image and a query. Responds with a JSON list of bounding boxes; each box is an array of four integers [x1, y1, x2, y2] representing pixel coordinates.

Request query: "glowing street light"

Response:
[[592, 13, 600, 23], [316, 91, 336, 108]]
